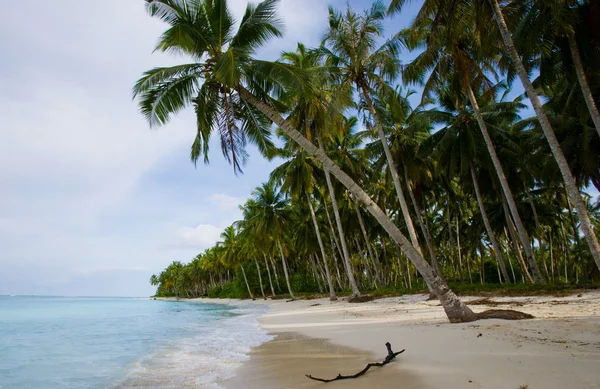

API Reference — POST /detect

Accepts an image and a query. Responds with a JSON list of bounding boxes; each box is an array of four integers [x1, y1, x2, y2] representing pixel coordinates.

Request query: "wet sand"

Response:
[[225, 332, 421, 389]]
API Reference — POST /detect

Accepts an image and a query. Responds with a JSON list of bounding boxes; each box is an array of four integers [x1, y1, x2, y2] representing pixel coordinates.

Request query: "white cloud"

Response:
[[209, 193, 245, 210], [175, 224, 223, 249]]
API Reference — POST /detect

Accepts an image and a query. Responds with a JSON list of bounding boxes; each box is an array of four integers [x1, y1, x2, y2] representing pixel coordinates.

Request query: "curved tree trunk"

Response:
[[489, 0, 600, 273], [254, 258, 266, 300], [239, 87, 476, 322], [263, 254, 276, 297], [403, 165, 442, 276], [466, 85, 543, 283], [319, 141, 361, 298], [354, 200, 384, 286], [569, 36, 600, 137], [307, 192, 337, 300], [471, 165, 511, 283], [277, 239, 296, 299], [240, 264, 254, 300], [360, 84, 423, 256]]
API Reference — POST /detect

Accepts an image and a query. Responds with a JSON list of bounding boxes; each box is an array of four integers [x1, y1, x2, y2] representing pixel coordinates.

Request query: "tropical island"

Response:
[[138, 0, 600, 387]]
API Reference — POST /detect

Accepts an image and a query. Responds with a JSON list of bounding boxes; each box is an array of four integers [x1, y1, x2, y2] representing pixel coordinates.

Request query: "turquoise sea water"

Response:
[[0, 296, 270, 389]]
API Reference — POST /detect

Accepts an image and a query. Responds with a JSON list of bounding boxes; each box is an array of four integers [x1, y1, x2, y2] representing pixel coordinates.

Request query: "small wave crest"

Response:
[[113, 303, 272, 389]]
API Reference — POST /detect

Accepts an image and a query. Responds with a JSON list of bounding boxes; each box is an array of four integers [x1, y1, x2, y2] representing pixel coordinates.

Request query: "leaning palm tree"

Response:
[[135, 0, 476, 322], [398, 6, 543, 283], [390, 0, 600, 280], [323, 2, 424, 258], [485, 0, 600, 271]]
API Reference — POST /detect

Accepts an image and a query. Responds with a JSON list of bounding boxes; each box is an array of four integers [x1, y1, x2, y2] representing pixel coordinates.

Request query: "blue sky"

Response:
[[0, 0, 424, 297]]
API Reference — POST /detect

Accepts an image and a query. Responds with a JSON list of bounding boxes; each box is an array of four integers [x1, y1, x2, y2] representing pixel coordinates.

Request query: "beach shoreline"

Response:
[[210, 291, 600, 389]]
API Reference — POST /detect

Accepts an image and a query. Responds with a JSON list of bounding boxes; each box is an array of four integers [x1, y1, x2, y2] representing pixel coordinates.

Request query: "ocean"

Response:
[[0, 296, 271, 389]]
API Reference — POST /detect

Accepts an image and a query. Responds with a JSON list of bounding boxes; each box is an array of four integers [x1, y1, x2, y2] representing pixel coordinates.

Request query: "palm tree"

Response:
[[135, 0, 476, 322], [270, 149, 337, 300], [512, 0, 600, 137], [248, 182, 295, 299], [219, 225, 254, 299], [485, 0, 600, 271], [397, 5, 543, 282], [323, 2, 424, 258]]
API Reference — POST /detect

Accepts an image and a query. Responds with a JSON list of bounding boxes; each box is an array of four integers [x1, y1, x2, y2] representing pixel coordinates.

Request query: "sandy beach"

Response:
[[216, 291, 600, 389]]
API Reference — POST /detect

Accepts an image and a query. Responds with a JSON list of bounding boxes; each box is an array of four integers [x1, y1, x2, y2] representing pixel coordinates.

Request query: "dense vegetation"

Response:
[[138, 0, 600, 322]]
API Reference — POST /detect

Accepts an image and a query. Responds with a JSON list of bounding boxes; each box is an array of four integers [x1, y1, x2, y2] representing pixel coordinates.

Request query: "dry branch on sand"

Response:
[[306, 342, 404, 383]]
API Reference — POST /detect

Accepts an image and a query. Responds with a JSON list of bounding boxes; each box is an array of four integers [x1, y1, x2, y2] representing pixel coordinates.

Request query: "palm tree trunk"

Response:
[[239, 264, 254, 300], [466, 85, 543, 283], [456, 215, 463, 282], [269, 256, 280, 290], [502, 201, 534, 283], [263, 254, 276, 297], [568, 35, 600, 137], [277, 239, 295, 299], [360, 83, 423, 256], [239, 87, 476, 322], [471, 165, 511, 283], [354, 237, 373, 287], [321, 155, 361, 298], [403, 165, 442, 276], [309, 254, 323, 293], [489, 0, 600, 273], [323, 200, 347, 288], [306, 192, 337, 300], [254, 258, 266, 300], [354, 200, 384, 285]]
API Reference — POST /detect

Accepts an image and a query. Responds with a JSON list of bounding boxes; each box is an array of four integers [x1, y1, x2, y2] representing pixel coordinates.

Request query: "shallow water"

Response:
[[0, 296, 270, 389]]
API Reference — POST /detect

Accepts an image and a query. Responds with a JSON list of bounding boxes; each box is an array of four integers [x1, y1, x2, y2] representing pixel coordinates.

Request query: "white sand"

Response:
[[208, 291, 600, 389]]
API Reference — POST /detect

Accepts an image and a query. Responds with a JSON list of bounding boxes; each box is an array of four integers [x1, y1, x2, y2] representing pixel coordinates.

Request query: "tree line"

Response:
[[139, 0, 600, 322]]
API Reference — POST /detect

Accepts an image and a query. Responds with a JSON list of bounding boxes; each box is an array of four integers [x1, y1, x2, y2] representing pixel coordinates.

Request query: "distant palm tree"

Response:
[[219, 225, 254, 299]]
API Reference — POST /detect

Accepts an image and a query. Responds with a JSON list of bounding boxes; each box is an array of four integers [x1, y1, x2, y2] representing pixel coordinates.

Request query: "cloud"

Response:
[[209, 193, 245, 210], [175, 224, 223, 249]]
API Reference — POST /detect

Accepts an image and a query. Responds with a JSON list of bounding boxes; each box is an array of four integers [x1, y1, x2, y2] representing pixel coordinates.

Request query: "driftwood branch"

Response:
[[306, 342, 405, 383]]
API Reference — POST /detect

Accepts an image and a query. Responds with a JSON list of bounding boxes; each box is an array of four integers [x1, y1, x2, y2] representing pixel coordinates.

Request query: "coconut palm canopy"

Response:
[[140, 0, 600, 323]]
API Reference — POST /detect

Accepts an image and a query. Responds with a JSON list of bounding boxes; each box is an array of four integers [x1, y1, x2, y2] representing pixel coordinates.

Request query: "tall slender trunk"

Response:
[[323, 200, 347, 285], [568, 35, 600, 137], [239, 87, 476, 322], [549, 231, 555, 282], [254, 258, 266, 300], [502, 199, 534, 283], [263, 254, 276, 297], [456, 215, 463, 282], [319, 142, 361, 297], [565, 191, 584, 262], [306, 192, 337, 300], [239, 264, 254, 300], [277, 239, 295, 299], [466, 85, 542, 283], [269, 256, 280, 290], [471, 165, 510, 283], [360, 83, 423, 256], [354, 237, 373, 287], [309, 254, 323, 293], [489, 0, 600, 272], [403, 165, 442, 276], [354, 200, 384, 285]]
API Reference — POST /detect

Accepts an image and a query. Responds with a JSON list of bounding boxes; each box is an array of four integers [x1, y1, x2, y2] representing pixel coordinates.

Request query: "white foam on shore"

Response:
[[113, 303, 272, 389]]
